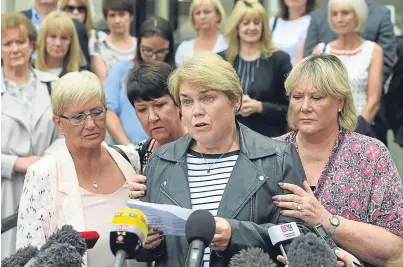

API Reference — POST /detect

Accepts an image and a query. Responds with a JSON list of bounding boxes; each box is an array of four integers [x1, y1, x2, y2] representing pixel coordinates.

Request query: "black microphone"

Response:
[[109, 208, 148, 267], [24, 243, 82, 267], [229, 247, 278, 267], [287, 233, 338, 267], [185, 210, 216, 267], [1, 245, 39, 267]]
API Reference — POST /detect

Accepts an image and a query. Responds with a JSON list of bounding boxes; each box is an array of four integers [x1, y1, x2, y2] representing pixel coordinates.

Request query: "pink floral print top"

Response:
[[277, 130, 403, 239]]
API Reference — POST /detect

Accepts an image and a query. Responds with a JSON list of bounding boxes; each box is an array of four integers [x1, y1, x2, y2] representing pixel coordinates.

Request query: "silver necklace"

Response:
[[198, 132, 238, 173], [75, 156, 101, 189]]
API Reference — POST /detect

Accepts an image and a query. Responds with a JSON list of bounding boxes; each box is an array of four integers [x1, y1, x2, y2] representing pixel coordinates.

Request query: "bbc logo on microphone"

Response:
[[280, 224, 294, 233]]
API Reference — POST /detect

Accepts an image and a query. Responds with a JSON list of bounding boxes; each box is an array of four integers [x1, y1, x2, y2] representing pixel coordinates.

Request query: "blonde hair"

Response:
[[285, 53, 357, 131], [224, 0, 278, 65], [51, 71, 105, 116], [169, 50, 243, 106], [35, 11, 86, 73], [60, 0, 93, 36], [1, 12, 37, 44], [189, 0, 226, 31], [328, 0, 368, 33]]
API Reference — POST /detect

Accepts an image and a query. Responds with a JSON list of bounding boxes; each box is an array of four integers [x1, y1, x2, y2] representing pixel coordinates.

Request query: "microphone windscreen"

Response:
[[33, 243, 82, 267], [40, 225, 87, 256], [1, 245, 39, 267], [185, 210, 216, 247], [229, 247, 277, 267], [288, 233, 338, 267]]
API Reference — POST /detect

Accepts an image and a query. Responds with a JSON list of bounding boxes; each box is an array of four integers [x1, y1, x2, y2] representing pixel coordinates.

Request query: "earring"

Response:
[[61, 133, 65, 136], [338, 109, 342, 112]]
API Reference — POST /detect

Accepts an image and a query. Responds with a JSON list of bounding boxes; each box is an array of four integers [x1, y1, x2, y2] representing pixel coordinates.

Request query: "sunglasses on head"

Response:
[[64, 5, 87, 14]]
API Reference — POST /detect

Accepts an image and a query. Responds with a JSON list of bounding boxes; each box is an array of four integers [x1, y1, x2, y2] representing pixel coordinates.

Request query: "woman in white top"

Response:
[[16, 72, 146, 267], [35, 11, 87, 77], [175, 0, 227, 66], [313, 0, 383, 137], [91, 0, 136, 83], [270, 0, 316, 65]]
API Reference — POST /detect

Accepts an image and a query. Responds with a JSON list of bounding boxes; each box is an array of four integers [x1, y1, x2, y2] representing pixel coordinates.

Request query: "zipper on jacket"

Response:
[[160, 186, 186, 208]]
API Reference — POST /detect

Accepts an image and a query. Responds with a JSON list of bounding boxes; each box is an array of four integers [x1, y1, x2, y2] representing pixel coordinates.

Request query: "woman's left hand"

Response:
[[210, 217, 232, 251], [273, 181, 332, 227]]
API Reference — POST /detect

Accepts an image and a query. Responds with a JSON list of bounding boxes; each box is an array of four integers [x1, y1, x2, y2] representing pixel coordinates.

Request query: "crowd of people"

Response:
[[1, 0, 402, 266]]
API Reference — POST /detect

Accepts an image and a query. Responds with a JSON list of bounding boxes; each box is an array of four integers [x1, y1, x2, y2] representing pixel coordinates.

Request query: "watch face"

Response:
[[331, 216, 340, 226]]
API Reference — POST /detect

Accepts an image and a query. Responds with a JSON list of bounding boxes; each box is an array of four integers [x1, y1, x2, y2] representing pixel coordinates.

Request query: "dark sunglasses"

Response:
[[64, 5, 87, 14]]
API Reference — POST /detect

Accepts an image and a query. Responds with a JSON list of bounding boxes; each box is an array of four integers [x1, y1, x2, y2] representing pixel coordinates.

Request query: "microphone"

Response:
[[287, 233, 338, 267], [109, 208, 148, 267], [23, 243, 83, 267], [23, 225, 87, 267], [1, 245, 39, 267], [185, 210, 216, 267], [268, 222, 301, 265], [79, 231, 100, 249], [229, 247, 278, 267]]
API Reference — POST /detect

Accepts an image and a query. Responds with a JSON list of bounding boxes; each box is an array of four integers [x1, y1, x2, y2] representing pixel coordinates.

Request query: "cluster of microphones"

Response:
[[2, 208, 341, 267]]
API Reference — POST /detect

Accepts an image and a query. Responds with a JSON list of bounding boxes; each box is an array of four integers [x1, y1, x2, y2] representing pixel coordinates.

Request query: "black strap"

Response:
[[138, 138, 153, 172], [109, 145, 130, 163], [271, 16, 279, 32], [45, 82, 52, 95], [322, 43, 328, 53]]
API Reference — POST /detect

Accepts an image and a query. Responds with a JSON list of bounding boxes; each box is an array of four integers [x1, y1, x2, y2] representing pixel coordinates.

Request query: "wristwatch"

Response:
[[328, 215, 340, 235]]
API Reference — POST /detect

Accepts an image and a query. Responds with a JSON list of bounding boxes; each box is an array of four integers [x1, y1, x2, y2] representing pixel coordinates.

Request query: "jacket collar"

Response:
[[154, 122, 276, 162]]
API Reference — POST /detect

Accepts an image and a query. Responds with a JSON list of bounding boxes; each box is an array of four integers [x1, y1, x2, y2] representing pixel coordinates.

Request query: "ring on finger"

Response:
[[297, 204, 303, 211], [128, 191, 132, 198]]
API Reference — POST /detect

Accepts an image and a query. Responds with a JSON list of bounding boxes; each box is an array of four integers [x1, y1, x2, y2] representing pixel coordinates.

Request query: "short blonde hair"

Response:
[[51, 71, 105, 116], [59, 0, 93, 36], [35, 11, 86, 73], [1, 12, 37, 44], [189, 0, 226, 31], [285, 53, 357, 131], [169, 50, 243, 106], [224, 0, 278, 65], [328, 0, 368, 33]]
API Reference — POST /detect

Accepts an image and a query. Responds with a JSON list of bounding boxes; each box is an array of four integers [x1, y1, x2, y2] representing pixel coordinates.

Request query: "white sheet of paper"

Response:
[[127, 200, 194, 236]]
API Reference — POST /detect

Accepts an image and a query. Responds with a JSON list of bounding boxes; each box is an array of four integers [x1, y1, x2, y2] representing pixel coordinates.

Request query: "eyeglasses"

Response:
[[140, 45, 169, 58], [60, 108, 106, 126], [64, 5, 87, 14]]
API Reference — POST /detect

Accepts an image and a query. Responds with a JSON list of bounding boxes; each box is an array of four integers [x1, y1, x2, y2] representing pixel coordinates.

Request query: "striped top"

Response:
[[236, 55, 261, 93], [187, 150, 240, 267]]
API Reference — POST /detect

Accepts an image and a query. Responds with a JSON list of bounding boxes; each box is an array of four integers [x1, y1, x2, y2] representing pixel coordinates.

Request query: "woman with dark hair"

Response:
[[126, 62, 187, 177], [270, 0, 316, 64], [91, 0, 136, 83], [104, 16, 175, 145]]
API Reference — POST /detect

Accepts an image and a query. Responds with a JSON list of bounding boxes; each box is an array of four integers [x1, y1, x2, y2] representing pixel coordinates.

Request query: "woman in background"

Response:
[[35, 11, 86, 77], [220, 0, 292, 137], [313, 0, 383, 140], [91, 0, 136, 83], [1, 12, 61, 259], [105, 16, 175, 145], [270, 0, 315, 64], [61, 0, 93, 37], [175, 0, 227, 66]]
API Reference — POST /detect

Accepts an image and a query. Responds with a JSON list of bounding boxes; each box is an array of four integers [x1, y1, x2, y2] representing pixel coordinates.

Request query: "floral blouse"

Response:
[[277, 129, 403, 238]]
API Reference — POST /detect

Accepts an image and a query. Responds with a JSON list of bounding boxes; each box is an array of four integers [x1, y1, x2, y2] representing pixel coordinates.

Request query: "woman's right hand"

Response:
[[13, 156, 42, 173], [143, 228, 164, 250], [128, 175, 147, 199]]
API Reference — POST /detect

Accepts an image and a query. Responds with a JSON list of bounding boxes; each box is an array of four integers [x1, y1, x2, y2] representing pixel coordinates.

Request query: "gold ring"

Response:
[[297, 204, 303, 211]]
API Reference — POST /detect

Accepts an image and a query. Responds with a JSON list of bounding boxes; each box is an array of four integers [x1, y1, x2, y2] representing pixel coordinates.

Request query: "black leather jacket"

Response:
[[137, 123, 306, 267]]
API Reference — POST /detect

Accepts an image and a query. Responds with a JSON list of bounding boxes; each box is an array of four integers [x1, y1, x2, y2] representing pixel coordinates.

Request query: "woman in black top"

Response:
[[219, 0, 292, 137], [126, 61, 187, 174]]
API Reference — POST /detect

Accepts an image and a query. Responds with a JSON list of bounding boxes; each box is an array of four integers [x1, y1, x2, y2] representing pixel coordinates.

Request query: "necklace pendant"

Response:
[[93, 182, 99, 189], [207, 169, 211, 173]]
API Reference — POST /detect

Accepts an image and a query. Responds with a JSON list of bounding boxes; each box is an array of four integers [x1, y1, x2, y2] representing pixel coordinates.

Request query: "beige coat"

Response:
[[1, 68, 61, 259]]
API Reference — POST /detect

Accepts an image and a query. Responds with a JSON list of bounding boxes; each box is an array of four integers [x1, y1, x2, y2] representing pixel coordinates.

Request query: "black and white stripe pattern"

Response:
[[187, 150, 239, 267], [236, 56, 261, 93]]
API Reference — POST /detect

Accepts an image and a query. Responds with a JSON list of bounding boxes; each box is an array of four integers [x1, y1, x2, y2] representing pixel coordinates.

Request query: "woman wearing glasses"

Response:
[[105, 16, 175, 145], [16, 71, 146, 267]]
